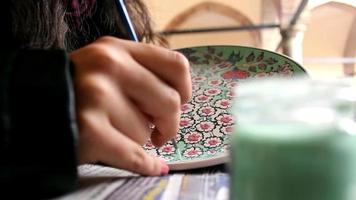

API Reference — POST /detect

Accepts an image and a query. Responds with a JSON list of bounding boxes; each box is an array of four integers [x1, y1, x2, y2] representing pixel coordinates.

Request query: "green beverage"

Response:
[[230, 78, 356, 200]]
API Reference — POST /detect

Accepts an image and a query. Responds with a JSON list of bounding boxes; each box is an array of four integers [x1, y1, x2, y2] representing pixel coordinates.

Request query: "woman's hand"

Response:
[[70, 36, 191, 176]]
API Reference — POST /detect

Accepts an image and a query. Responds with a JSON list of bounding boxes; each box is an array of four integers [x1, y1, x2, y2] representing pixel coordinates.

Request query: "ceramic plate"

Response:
[[143, 45, 307, 170]]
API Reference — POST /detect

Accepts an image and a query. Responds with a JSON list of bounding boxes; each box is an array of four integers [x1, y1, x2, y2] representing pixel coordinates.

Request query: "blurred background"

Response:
[[145, 0, 356, 79]]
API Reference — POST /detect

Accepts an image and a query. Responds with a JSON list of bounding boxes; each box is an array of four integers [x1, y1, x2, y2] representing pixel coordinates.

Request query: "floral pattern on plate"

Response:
[[143, 45, 307, 164]]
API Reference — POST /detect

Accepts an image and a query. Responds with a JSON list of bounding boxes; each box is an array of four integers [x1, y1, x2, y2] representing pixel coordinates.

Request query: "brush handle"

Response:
[[115, 0, 181, 158], [115, 0, 139, 41]]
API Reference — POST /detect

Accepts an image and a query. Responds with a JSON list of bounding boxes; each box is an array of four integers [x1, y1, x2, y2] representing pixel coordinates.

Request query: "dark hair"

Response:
[[6, 0, 159, 50]]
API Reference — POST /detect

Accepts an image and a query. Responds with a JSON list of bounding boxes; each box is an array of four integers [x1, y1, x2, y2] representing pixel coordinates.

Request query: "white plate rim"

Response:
[[167, 152, 229, 171]]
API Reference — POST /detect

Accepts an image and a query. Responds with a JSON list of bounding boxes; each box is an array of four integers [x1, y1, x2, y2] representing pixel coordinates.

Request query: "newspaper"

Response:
[[55, 164, 229, 200]]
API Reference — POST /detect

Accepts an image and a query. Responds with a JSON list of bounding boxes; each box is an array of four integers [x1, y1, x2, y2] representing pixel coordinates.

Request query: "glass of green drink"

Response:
[[230, 78, 356, 200]]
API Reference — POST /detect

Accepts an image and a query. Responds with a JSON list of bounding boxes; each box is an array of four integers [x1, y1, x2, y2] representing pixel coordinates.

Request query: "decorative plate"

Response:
[[143, 45, 307, 170]]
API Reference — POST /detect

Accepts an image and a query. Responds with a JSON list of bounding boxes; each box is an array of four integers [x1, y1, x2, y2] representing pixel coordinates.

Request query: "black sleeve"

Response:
[[0, 49, 79, 198]]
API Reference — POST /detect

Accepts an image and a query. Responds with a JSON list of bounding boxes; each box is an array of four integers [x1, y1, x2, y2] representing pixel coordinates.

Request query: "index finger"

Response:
[[126, 42, 192, 103]]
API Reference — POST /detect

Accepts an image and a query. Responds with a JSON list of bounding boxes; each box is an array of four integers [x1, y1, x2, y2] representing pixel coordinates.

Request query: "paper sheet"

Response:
[[54, 164, 229, 200]]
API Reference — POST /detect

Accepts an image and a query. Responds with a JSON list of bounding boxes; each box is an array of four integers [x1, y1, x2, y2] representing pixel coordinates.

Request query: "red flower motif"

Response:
[[180, 118, 193, 128], [188, 135, 200, 142], [208, 150, 217, 155], [217, 114, 234, 126], [183, 147, 203, 158], [187, 150, 199, 156], [192, 84, 200, 91], [220, 101, 230, 107], [216, 61, 233, 69], [181, 104, 189, 111], [203, 108, 212, 114], [184, 132, 203, 144], [216, 99, 231, 109], [143, 141, 154, 150], [221, 117, 231, 123], [209, 89, 218, 94], [235, 70, 250, 79], [221, 126, 233, 135], [162, 146, 173, 153], [195, 95, 210, 103], [222, 71, 235, 79], [226, 91, 236, 98], [159, 144, 175, 155], [280, 64, 293, 77], [198, 106, 215, 116], [208, 140, 218, 146], [227, 82, 238, 88], [209, 80, 222, 86], [204, 88, 221, 96], [175, 133, 181, 141], [255, 72, 270, 78], [181, 104, 193, 113], [193, 76, 206, 82], [204, 137, 222, 148], [197, 121, 214, 132], [222, 70, 250, 79]]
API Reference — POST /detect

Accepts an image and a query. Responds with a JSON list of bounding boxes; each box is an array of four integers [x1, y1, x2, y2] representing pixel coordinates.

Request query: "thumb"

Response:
[[95, 124, 170, 176]]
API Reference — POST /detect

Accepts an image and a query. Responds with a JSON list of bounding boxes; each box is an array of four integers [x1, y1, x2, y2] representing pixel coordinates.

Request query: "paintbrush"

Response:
[[115, 0, 182, 159]]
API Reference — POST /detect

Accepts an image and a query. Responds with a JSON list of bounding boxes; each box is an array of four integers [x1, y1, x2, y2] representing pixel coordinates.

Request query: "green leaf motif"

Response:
[[180, 48, 196, 56], [204, 54, 212, 60], [249, 66, 257, 72], [258, 63, 267, 70], [256, 52, 264, 62], [207, 46, 215, 54], [189, 56, 200, 63], [266, 57, 277, 65], [214, 57, 222, 64], [246, 52, 255, 63], [228, 51, 243, 64]]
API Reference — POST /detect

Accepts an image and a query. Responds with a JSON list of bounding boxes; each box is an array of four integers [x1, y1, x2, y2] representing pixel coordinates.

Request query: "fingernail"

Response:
[[160, 164, 170, 176], [159, 159, 169, 176]]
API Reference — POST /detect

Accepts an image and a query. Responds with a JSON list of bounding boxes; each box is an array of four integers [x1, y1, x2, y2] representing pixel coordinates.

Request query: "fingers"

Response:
[[92, 118, 169, 176], [108, 94, 151, 146], [105, 81, 151, 145], [80, 37, 190, 146], [75, 73, 151, 145], [117, 39, 192, 104], [150, 110, 180, 147], [73, 37, 193, 174], [117, 59, 181, 146]]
